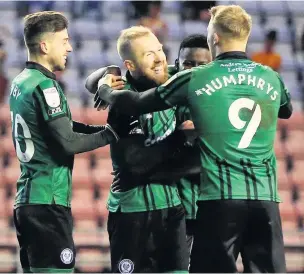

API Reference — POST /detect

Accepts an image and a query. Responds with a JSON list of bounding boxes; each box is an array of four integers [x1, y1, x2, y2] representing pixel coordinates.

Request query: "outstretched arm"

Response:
[[98, 84, 169, 115], [96, 70, 192, 115]]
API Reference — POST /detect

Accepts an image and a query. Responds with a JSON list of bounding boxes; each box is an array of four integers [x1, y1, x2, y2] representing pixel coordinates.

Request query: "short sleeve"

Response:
[[34, 79, 68, 122], [156, 69, 192, 107]]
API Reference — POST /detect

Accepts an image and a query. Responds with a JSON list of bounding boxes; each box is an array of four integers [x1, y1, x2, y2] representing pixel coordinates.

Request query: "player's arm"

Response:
[[72, 121, 106, 134], [48, 118, 118, 155], [119, 129, 191, 175], [124, 139, 201, 180], [277, 73, 293, 119], [33, 79, 118, 155], [96, 69, 192, 115]]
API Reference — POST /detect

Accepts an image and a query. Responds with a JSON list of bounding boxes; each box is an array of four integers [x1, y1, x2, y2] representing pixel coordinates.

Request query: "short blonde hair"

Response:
[[209, 5, 252, 40], [117, 26, 153, 60]]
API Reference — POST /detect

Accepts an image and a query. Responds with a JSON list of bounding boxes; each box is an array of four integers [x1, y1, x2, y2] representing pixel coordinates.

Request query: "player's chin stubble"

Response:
[[150, 63, 169, 85]]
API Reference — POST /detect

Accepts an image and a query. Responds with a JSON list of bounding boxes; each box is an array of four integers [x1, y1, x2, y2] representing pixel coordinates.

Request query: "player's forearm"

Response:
[[122, 136, 179, 175], [122, 130, 191, 176], [278, 101, 293, 119], [97, 84, 169, 115], [73, 121, 104, 134], [48, 117, 117, 155]]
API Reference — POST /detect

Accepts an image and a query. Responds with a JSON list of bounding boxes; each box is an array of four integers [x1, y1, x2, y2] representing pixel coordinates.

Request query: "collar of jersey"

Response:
[[125, 70, 157, 92], [215, 51, 248, 61], [26, 62, 56, 80]]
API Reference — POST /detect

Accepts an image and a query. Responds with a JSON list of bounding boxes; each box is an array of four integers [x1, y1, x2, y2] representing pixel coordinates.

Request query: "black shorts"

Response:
[[107, 204, 189, 273], [14, 205, 75, 273], [190, 200, 286, 273]]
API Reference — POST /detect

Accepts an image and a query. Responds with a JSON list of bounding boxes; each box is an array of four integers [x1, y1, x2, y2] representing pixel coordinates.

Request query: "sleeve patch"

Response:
[[43, 87, 61, 107]]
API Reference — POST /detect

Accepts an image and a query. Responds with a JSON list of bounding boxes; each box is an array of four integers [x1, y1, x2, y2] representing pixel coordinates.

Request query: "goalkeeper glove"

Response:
[[85, 65, 122, 110]]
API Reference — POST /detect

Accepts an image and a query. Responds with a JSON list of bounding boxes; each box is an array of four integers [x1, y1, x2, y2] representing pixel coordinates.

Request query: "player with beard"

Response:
[[94, 5, 292, 273], [10, 11, 119, 273], [86, 34, 210, 260], [88, 26, 189, 273]]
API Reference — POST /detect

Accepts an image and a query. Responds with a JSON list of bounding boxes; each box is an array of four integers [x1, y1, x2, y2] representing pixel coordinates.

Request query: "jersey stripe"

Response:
[[240, 159, 251, 199], [158, 111, 168, 133], [159, 111, 170, 132], [176, 182, 185, 201], [263, 159, 274, 200], [224, 162, 232, 199], [147, 184, 157, 210], [142, 185, 150, 211], [147, 115, 155, 140], [162, 185, 171, 208], [247, 159, 258, 200], [216, 158, 225, 199], [167, 186, 174, 207]]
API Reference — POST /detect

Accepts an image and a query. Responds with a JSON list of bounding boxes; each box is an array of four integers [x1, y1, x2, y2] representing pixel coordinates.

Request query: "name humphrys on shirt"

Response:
[[194, 73, 279, 101]]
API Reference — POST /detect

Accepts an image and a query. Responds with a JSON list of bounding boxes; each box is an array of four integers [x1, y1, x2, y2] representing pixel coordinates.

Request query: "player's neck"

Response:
[[28, 54, 53, 73], [216, 41, 247, 57]]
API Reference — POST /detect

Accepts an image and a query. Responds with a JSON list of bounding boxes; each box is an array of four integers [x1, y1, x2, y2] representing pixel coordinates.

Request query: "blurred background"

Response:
[[0, 0, 303, 272]]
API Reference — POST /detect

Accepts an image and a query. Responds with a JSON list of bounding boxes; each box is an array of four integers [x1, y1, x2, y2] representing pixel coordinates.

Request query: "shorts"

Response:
[[14, 204, 75, 273], [108, 204, 189, 273], [190, 200, 286, 273]]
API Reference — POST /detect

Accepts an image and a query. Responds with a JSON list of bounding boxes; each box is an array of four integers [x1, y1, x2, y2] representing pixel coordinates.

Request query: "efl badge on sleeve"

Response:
[[43, 87, 61, 108]]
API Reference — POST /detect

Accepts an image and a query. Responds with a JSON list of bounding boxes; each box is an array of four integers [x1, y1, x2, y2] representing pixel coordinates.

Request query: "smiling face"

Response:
[[24, 11, 72, 72], [44, 28, 73, 72], [127, 32, 168, 85]]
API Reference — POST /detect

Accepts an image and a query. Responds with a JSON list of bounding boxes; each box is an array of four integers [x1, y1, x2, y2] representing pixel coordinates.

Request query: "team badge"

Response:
[[60, 248, 73, 264], [43, 87, 61, 107], [118, 259, 134, 273]]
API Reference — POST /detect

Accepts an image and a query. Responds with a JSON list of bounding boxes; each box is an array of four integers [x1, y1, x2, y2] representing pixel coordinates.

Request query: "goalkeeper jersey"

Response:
[[107, 71, 181, 213], [156, 52, 291, 202], [9, 62, 73, 208]]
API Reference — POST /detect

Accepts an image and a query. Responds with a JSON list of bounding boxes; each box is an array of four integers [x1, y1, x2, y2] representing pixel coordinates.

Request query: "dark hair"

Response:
[[179, 34, 208, 52], [24, 11, 68, 53], [266, 30, 277, 42]]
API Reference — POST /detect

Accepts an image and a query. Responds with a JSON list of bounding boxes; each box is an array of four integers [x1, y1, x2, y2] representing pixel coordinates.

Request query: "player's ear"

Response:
[[213, 32, 220, 46], [124, 60, 136, 72], [39, 41, 48, 54]]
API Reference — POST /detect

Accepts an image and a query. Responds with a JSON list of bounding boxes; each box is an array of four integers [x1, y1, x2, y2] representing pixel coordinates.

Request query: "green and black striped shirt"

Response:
[[107, 71, 181, 212]]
